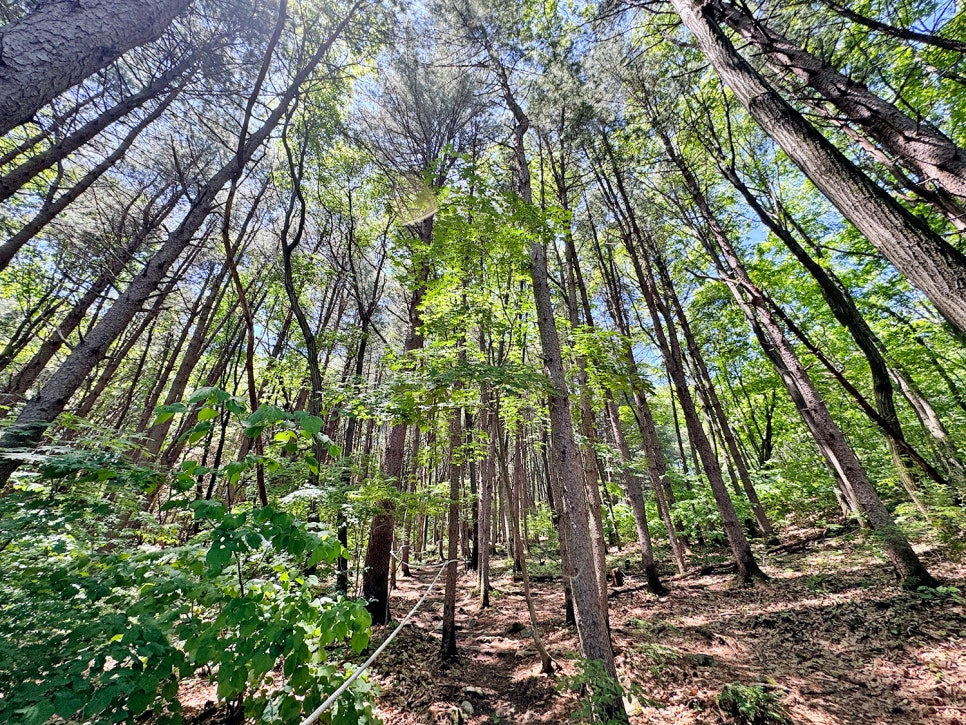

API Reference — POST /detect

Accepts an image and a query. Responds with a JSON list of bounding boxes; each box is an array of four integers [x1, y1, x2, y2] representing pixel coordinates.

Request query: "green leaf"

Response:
[[152, 411, 176, 425], [197, 407, 219, 422], [297, 414, 325, 435], [305, 455, 320, 475], [128, 688, 155, 716], [350, 628, 370, 653]]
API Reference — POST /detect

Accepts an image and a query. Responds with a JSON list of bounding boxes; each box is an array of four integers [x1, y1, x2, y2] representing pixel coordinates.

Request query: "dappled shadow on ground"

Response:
[[373, 533, 966, 724], [610, 538, 966, 724], [370, 563, 578, 724]]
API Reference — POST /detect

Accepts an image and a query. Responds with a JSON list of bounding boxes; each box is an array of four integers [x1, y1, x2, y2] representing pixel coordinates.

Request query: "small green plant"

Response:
[[916, 584, 964, 603], [805, 573, 829, 592], [716, 683, 789, 725], [630, 643, 680, 678], [0, 392, 378, 725], [559, 658, 634, 725]]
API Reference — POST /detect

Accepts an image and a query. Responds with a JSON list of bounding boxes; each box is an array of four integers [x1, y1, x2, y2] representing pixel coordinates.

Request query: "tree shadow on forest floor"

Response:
[[372, 532, 966, 724]]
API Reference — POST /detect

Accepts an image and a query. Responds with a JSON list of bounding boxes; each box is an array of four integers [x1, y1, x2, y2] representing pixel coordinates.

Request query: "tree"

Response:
[[0, 0, 193, 135], [665, 0, 966, 336]]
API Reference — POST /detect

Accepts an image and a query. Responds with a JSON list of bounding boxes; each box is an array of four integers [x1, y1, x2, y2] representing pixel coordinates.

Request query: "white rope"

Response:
[[300, 559, 460, 725]]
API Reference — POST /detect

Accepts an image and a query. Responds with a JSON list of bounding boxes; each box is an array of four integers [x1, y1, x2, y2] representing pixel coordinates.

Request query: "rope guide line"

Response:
[[300, 558, 461, 725]]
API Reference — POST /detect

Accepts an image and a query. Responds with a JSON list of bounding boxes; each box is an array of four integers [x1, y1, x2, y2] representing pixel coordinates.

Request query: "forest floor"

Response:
[[179, 526, 966, 724], [369, 527, 966, 725]]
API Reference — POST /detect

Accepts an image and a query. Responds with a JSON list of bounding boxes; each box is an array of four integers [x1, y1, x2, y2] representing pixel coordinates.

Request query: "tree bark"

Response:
[[0, 0, 191, 135], [669, 0, 966, 336], [0, 2, 364, 487], [710, 0, 966, 198], [666, 130, 938, 588]]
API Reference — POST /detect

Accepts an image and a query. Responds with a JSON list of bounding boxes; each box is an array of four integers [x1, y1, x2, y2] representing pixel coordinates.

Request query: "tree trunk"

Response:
[[710, 0, 966, 199], [362, 218, 431, 624], [0, 0, 191, 135], [669, 0, 966, 335], [606, 395, 666, 593], [672, 135, 939, 588], [0, 3, 364, 487], [0, 87, 179, 273], [440, 405, 462, 660]]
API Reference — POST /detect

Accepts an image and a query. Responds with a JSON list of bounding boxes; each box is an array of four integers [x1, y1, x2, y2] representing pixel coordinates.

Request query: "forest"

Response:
[[1, 0, 965, 723]]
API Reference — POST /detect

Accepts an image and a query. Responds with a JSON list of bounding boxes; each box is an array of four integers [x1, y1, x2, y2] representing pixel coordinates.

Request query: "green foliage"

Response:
[[915, 584, 964, 604], [0, 425, 377, 725], [716, 683, 790, 725], [559, 658, 633, 725], [629, 643, 680, 679]]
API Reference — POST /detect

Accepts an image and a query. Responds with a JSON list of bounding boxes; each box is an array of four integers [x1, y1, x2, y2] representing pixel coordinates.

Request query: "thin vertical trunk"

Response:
[[718, 160, 943, 494], [669, 133, 938, 588], [362, 218, 431, 625], [440, 405, 462, 660], [606, 394, 667, 593], [595, 147, 764, 581], [484, 53, 622, 704]]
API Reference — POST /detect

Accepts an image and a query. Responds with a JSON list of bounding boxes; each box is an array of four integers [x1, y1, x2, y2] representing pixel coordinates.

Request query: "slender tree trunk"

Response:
[[0, 87, 179, 273], [484, 55, 622, 707], [717, 161, 940, 493], [440, 404, 462, 659], [672, 138, 938, 587], [0, 56, 197, 204], [595, 146, 764, 581], [362, 218, 430, 625], [0, 2, 364, 487], [510, 431, 555, 674], [606, 395, 666, 593]]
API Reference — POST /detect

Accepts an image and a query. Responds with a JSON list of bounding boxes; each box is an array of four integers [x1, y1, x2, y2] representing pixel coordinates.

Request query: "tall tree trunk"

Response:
[[652, 248, 775, 539], [362, 218, 431, 625], [484, 51, 622, 709], [709, 0, 966, 198], [0, 2, 364, 487], [717, 160, 942, 493], [440, 404, 462, 660], [605, 394, 666, 593], [594, 146, 764, 582], [671, 135, 939, 588], [0, 87, 180, 273], [668, 0, 966, 335], [0, 0, 191, 135], [0, 56, 197, 204]]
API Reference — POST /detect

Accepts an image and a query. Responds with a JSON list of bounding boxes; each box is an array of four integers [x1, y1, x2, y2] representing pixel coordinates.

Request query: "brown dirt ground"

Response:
[[370, 530, 966, 725], [180, 528, 966, 724]]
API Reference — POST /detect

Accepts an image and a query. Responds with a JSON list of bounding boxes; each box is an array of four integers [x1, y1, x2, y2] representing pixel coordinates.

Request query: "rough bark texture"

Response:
[[362, 219, 431, 624], [711, 0, 966, 198], [674, 140, 938, 587], [0, 3, 362, 487], [0, 0, 192, 135], [669, 0, 966, 336]]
